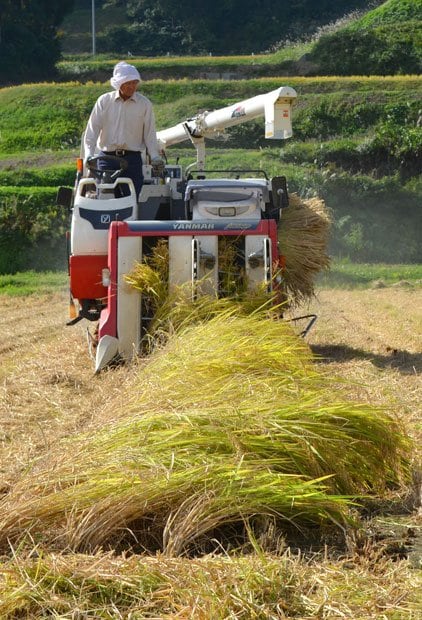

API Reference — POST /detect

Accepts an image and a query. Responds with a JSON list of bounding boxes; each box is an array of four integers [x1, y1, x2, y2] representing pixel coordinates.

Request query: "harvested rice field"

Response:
[[0, 282, 421, 618]]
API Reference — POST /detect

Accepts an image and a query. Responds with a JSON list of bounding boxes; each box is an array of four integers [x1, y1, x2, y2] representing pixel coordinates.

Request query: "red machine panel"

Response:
[[69, 254, 108, 300]]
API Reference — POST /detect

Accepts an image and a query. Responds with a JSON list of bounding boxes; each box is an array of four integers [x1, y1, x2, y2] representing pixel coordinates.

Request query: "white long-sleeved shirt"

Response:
[[84, 90, 160, 159]]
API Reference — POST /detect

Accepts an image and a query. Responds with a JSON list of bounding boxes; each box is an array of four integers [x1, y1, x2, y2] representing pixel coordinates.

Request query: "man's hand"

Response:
[[84, 155, 96, 167], [151, 156, 165, 177], [85, 156, 96, 177]]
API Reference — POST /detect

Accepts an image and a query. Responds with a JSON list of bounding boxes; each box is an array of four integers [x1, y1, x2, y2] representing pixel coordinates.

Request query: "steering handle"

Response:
[[87, 154, 129, 174]]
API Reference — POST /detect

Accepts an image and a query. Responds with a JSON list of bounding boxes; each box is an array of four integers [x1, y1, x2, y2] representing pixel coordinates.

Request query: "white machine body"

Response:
[[71, 177, 137, 255]]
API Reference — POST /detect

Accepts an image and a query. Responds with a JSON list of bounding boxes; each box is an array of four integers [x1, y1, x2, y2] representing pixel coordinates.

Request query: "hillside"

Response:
[[0, 75, 420, 272], [309, 0, 422, 75], [59, 0, 376, 58], [58, 0, 421, 77]]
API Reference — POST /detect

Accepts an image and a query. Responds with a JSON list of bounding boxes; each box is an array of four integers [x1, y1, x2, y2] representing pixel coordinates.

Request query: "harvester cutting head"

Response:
[[95, 179, 283, 371], [57, 87, 297, 371]]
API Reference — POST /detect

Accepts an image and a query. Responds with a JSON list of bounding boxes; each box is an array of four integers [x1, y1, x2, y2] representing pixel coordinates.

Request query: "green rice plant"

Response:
[[0, 310, 410, 554]]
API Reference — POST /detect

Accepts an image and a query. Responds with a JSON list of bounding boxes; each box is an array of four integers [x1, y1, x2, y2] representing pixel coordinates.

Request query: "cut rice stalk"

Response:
[[279, 193, 332, 304], [0, 311, 410, 554]]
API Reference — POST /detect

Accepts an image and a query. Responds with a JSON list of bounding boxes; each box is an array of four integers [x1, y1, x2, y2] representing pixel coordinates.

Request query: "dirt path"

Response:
[[305, 288, 421, 444], [0, 290, 133, 486], [1, 286, 421, 487]]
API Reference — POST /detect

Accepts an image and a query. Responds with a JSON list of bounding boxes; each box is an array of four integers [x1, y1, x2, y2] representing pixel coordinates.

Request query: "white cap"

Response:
[[110, 61, 141, 90]]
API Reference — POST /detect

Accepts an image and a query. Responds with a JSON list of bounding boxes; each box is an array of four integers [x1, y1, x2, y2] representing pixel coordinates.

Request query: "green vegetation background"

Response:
[[0, 0, 421, 274], [6, 0, 420, 85], [1, 76, 420, 273]]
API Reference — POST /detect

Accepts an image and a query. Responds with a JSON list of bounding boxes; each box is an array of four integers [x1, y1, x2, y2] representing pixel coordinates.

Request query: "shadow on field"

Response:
[[311, 344, 422, 375]]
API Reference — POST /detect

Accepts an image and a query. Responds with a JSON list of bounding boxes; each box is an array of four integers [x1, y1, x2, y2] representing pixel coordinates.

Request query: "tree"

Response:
[[103, 0, 380, 54], [0, 0, 75, 85], [101, 6, 195, 56]]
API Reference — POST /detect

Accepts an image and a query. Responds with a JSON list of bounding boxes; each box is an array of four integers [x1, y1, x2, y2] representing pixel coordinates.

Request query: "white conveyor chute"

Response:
[[157, 86, 297, 150]]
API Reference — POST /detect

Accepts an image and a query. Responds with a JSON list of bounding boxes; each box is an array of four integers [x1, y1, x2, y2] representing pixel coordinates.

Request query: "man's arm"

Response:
[[143, 101, 160, 160], [84, 98, 103, 160]]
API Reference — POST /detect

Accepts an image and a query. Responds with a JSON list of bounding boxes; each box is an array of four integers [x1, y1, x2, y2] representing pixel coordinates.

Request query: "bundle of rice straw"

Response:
[[0, 310, 410, 554], [125, 241, 278, 350], [278, 193, 331, 305], [127, 194, 330, 313]]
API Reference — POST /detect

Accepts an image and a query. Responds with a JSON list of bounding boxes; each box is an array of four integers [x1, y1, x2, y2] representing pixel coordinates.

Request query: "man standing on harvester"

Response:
[[84, 61, 164, 197]]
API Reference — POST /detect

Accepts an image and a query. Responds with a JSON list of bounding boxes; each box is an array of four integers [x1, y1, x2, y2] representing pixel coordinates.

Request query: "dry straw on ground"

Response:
[[1, 548, 420, 618], [0, 283, 420, 619], [0, 307, 410, 555]]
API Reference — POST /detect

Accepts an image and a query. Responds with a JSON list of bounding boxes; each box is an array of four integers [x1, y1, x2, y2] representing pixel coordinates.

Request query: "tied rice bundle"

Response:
[[279, 193, 331, 305]]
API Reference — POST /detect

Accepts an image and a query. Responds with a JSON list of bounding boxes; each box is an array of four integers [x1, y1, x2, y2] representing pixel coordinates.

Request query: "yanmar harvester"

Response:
[[57, 87, 298, 371]]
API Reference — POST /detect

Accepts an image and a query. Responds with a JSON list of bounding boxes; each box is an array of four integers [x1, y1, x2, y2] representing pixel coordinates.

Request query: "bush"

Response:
[[368, 122, 422, 181], [293, 98, 388, 140], [315, 173, 422, 262], [310, 23, 421, 76], [279, 119, 421, 180], [0, 188, 68, 273]]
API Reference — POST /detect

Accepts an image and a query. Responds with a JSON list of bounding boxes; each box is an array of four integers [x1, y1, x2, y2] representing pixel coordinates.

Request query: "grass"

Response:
[[350, 0, 422, 29], [56, 46, 310, 78], [1, 77, 420, 153], [0, 164, 75, 187], [318, 261, 422, 289], [0, 271, 67, 296]]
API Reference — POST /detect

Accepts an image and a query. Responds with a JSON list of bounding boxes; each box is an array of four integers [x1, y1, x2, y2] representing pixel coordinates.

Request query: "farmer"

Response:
[[83, 61, 164, 197]]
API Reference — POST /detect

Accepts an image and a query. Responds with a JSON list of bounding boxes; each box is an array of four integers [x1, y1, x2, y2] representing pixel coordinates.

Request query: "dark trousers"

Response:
[[98, 151, 143, 198]]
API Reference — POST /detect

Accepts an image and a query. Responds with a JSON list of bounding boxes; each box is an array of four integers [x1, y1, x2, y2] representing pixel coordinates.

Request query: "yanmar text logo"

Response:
[[173, 222, 215, 230]]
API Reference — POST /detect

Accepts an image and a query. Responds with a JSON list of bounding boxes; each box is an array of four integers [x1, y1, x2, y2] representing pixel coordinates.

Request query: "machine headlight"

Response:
[[218, 207, 237, 217], [102, 268, 111, 287]]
